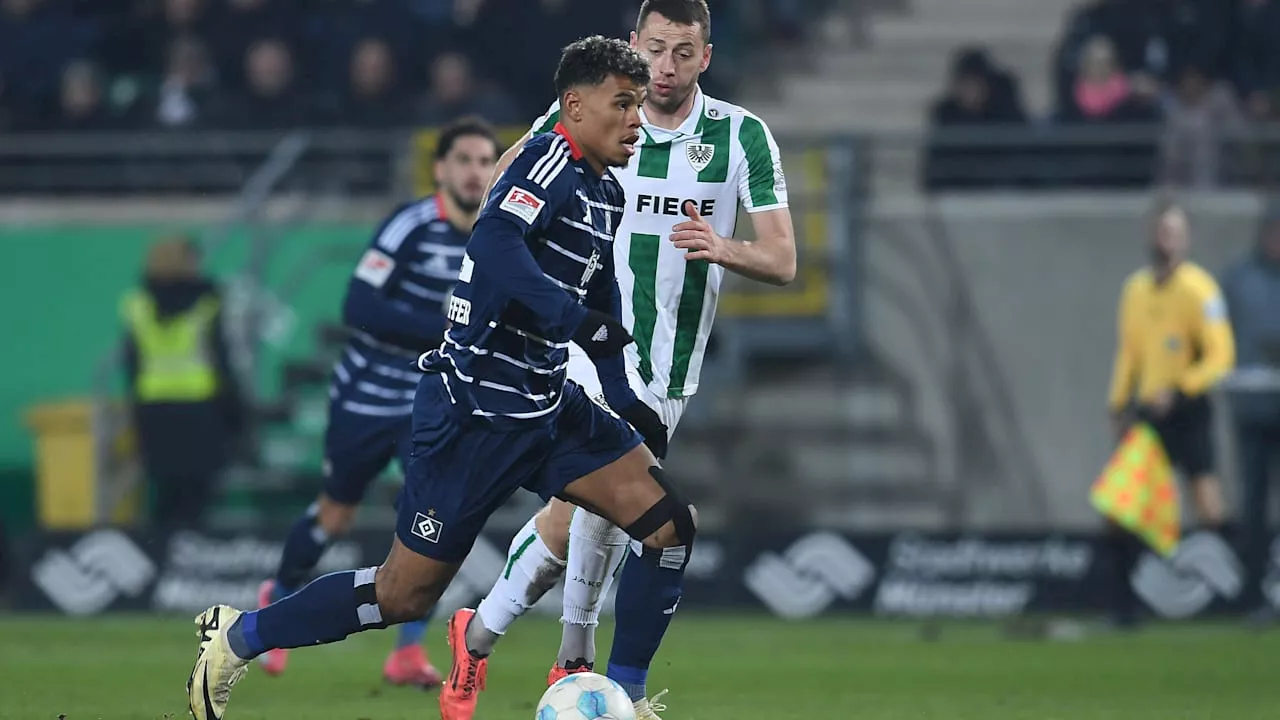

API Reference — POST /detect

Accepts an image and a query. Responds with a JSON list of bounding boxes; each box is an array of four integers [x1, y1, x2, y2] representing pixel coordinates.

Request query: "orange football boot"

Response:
[[439, 609, 488, 720]]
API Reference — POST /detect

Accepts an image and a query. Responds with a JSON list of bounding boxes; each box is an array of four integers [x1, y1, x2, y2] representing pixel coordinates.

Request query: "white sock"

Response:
[[473, 515, 566, 651], [558, 509, 630, 666]]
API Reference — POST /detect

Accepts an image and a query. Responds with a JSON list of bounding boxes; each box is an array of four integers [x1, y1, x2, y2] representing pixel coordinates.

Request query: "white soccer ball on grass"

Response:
[[534, 671, 636, 720]]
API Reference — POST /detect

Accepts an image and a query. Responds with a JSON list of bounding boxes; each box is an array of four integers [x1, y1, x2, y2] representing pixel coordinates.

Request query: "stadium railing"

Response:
[[9, 125, 1278, 533]]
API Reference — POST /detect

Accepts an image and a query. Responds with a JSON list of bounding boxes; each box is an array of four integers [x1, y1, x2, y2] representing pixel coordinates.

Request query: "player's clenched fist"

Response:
[[572, 309, 633, 359], [617, 401, 668, 459], [671, 200, 727, 263]]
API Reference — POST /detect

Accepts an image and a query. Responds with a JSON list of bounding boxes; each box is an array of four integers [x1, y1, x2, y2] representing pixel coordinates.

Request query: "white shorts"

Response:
[[566, 343, 686, 439]]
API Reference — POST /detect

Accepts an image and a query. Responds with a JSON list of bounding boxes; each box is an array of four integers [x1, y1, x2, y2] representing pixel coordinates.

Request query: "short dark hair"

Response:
[[554, 35, 650, 96], [637, 0, 711, 44], [435, 116, 500, 160]]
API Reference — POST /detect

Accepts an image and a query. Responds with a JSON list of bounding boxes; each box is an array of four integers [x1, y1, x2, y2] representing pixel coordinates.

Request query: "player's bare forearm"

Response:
[[718, 233, 796, 285], [729, 207, 796, 285]]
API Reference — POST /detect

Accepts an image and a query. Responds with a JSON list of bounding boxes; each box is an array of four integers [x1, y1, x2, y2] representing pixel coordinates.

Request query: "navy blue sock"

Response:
[[227, 567, 386, 660], [396, 618, 428, 649], [607, 545, 687, 702], [275, 510, 330, 595]]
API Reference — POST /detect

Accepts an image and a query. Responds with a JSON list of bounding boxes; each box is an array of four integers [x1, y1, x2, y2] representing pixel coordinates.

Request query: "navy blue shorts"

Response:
[[396, 376, 643, 562], [322, 398, 411, 505]]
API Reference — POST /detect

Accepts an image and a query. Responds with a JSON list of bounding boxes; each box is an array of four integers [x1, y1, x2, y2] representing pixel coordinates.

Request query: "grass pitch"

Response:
[[0, 613, 1276, 720]]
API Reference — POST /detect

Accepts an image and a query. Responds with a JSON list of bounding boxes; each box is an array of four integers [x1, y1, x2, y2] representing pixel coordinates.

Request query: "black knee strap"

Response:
[[622, 467, 696, 546]]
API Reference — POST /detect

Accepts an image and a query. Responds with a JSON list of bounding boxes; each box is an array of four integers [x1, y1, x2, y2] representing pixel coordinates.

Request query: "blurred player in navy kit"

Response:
[[255, 118, 500, 687], [188, 39, 696, 720]]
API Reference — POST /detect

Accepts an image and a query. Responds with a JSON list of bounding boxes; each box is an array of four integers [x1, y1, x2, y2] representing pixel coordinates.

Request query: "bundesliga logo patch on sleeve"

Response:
[[499, 186, 546, 224], [354, 248, 395, 288]]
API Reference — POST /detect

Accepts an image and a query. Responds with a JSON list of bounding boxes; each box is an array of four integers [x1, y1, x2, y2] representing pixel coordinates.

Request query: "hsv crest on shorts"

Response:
[[686, 143, 715, 173], [412, 512, 444, 543]]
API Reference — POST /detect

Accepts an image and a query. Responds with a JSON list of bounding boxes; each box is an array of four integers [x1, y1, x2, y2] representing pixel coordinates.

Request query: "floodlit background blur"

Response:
[[2, 0, 1280, 659]]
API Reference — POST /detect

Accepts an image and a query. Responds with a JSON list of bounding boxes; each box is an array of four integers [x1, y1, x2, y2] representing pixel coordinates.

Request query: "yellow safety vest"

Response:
[[123, 290, 221, 402]]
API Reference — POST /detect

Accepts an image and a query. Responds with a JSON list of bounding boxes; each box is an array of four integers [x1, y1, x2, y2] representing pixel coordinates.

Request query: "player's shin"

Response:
[[607, 475, 696, 704], [275, 504, 331, 595], [559, 509, 629, 668], [469, 514, 567, 657], [226, 567, 388, 660]]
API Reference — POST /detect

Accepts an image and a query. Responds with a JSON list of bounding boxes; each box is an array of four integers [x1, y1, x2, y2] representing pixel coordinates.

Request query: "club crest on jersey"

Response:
[[581, 249, 603, 286], [686, 143, 715, 173]]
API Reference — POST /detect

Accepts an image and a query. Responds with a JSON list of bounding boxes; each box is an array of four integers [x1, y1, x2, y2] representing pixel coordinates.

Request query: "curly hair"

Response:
[[554, 35, 651, 96]]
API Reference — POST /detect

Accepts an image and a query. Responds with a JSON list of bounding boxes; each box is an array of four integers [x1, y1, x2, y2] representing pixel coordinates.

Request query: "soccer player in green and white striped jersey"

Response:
[[463, 3, 795, 716]]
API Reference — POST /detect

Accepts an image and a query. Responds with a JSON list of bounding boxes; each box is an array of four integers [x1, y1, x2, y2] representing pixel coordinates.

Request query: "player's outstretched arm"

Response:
[[584, 252, 668, 457]]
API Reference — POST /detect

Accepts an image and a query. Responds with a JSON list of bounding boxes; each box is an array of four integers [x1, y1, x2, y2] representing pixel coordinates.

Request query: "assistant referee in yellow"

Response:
[[1105, 200, 1236, 628]]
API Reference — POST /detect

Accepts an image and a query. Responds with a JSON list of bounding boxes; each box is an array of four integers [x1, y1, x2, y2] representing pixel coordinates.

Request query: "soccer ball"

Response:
[[534, 672, 636, 720]]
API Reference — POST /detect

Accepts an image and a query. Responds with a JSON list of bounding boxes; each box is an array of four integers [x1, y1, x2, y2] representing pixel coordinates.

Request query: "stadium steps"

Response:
[[743, 0, 1078, 192], [667, 356, 954, 531]]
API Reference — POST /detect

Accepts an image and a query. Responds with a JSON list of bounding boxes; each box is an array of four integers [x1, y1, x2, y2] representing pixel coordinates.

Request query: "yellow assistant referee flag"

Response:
[[1090, 422, 1181, 557]]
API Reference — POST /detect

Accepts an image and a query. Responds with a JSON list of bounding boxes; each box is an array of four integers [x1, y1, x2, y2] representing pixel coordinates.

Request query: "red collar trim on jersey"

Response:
[[553, 122, 585, 161], [433, 192, 449, 221]]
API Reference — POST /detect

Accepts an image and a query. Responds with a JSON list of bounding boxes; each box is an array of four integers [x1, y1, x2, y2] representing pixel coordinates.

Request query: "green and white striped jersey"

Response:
[[531, 87, 788, 399]]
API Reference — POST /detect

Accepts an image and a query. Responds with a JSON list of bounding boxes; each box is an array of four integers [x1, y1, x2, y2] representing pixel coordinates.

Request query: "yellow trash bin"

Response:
[[24, 399, 140, 529]]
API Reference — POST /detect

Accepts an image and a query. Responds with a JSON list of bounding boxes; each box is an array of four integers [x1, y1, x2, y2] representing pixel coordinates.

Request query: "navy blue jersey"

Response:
[[334, 194, 468, 417], [417, 127, 629, 424]]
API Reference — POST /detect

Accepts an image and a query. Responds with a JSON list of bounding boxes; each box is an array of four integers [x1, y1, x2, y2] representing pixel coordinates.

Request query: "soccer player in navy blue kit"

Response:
[[254, 118, 500, 689], [187, 38, 695, 720]]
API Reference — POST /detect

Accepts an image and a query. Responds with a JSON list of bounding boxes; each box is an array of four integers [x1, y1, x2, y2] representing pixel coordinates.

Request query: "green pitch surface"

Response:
[[1, 614, 1277, 720]]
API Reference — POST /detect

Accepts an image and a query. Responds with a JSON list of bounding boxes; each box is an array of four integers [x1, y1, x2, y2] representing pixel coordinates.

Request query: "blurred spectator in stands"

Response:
[[122, 236, 243, 534], [302, 0, 424, 102], [472, 0, 626, 117], [50, 60, 122, 131], [1055, 0, 1159, 111], [214, 0, 295, 90], [164, 0, 207, 30], [417, 51, 517, 126], [1235, 0, 1280, 121], [1050, 0, 1228, 113], [1054, 36, 1161, 188], [135, 0, 213, 86], [1160, 65, 1245, 188], [0, 0, 101, 113], [330, 36, 411, 127], [1159, 0, 1230, 82], [1221, 206, 1280, 624], [1061, 36, 1160, 124], [922, 46, 1030, 191], [154, 34, 216, 129], [219, 37, 310, 129]]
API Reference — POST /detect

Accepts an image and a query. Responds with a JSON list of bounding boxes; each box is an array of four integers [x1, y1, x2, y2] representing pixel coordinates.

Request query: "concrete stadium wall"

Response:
[[865, 193, 1265, 528]]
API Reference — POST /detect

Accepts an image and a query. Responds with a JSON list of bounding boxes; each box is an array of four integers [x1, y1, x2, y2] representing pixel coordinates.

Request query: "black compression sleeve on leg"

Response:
[[623, 494, 679, 543], [621, 467, 696, 546]]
